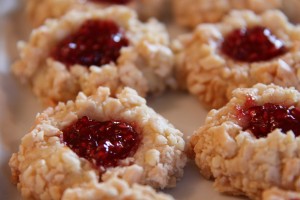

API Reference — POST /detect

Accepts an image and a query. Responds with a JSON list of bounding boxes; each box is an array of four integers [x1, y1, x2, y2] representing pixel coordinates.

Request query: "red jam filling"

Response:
[[89, 0, 131, 4], [51, 19, 129, 68], [62, 116, 141, 169], [237, 101, 300, 138], [221, 26, 287, 62]]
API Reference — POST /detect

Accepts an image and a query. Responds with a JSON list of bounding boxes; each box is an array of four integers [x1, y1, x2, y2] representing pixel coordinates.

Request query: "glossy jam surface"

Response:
[[51, 19, 129, 68], [221, 26, 287, 62], [89, 0, 131, 4], [237, 102, 300, 138], [62, 116, 140, 168]]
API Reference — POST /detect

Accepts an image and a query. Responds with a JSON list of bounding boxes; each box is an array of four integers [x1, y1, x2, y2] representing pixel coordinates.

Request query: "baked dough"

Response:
[[174, 10, 300, 108], [26, 0, 170, 27], [172, 0, 282, 28], [13, 6, 175, 106], [9, 86, 186, 199], [189, 84, 300, 199], [61, 177, 174, 200], [262, 187, 300, 200]]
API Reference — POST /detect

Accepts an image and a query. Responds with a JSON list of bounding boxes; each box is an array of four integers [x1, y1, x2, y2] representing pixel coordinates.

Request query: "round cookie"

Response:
[[262, 187, 300, 200], [9, 86, 186, 199], [174, 9, 300, 108], [26, 0, 170, 27], [13, 6, 175, 106], [189, 83, 300, 199], [172, 0, 282, 28]]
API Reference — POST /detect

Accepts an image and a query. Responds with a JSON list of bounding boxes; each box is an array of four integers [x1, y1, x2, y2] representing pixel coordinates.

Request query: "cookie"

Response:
[[13, 6, 175, 106], [174, 9, 300, 108], [26, 0, 169, 27], [189, 83, 300, 199], [9, 86, 186, 199], [172, 0, 282, 28]]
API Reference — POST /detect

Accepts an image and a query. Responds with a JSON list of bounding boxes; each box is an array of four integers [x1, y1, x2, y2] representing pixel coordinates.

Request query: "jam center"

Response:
[[237, 102, 300, 138], [62, 116, 141, 169], [51, 19, 129, 68], [89, 0, 131, 4], [221, 26, 287, 62]]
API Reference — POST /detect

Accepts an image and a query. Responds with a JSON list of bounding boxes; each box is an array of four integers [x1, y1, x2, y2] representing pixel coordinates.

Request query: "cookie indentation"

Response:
[[51, 19, 129, 67], [62, 116, 140, 169], [221, 26, 287, 62], [237, 103, 300, 138]]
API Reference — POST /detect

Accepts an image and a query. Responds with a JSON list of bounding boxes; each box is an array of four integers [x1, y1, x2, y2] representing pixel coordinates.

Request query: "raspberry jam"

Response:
[[221, 26, 287, 62], [62, 116, 141, 169], [237, 102, 300, 138], [89, 0, 131, 4], [51, 19, 129, 68]]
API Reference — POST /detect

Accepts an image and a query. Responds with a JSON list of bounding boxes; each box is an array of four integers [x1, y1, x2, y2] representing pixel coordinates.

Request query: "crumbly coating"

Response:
[[172, 0, 282, 28], [189, 83, 300, 199], [9, 87, 186, 199], [13, 6, 175, 106], [262, 187, 300, 200], [174, 10, 300, 109], [62, 177, 174, 200], [26, 0, 169, 27]]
